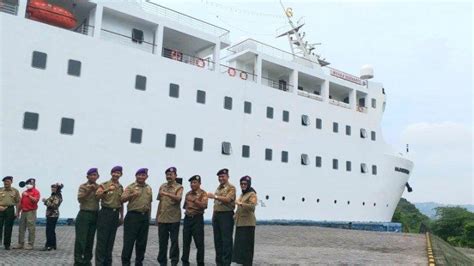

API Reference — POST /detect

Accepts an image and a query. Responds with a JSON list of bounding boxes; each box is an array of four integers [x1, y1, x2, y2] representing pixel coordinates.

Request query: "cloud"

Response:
[[400, 122, 473, 204]]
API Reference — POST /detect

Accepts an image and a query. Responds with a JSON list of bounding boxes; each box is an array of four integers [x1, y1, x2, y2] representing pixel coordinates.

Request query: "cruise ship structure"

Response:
[[0, 0, 414, 222]]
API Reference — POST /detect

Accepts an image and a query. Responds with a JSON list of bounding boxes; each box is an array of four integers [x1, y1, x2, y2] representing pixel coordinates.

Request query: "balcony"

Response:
[[0, 0, 18, 15], [220, 64, 257, 82], [329, 99, 351, 109], [298, 90, 323, 101], [162, 48, 215, 70]]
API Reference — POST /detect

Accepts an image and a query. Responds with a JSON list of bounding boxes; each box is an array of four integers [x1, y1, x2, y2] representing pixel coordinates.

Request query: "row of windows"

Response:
[[32, 51, 81, 77], [23, 112, 74, 135], [267, 195, 386, 207]]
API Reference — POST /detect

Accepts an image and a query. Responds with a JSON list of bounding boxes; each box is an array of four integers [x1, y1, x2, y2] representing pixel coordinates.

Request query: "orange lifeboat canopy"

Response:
[[27, 0, 77, 29]]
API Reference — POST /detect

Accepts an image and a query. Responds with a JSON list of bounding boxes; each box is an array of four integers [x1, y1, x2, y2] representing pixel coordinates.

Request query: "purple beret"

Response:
[[165, 167, 177, 174], [111, 166, 123, 173], [136, 168, 148, 175], [217, 168, 229, 176], [2, 176, 13, 182], [87, 168, 99, 175]]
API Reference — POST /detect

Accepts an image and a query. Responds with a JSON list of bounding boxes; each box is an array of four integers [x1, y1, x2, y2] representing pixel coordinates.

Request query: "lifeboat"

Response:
[[27, 0, 76, 29]]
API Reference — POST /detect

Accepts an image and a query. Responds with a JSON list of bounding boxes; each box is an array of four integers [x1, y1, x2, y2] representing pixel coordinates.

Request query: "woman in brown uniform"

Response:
[[232, 175, 257, 266], [41, 183, 63, 251]]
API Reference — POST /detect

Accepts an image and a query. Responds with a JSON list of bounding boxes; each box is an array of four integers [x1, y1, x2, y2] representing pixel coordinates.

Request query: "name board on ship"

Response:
[[330, 69, 363, 85]]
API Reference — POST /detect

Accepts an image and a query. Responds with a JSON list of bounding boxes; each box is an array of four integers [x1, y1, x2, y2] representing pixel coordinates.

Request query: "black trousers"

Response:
[[74, 210, 98, 266], [157, 222, 180, 265], [212, 211, 234, 266], [0, 206, 15, 248], [95, 207, 120, 266], [232, 226, 255, 266], [121, 211, 150, 266], [45, 216, 58, 248], [181, 214, 205, 266]]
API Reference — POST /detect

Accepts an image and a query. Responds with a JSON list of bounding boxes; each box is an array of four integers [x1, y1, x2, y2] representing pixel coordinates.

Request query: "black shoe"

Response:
[[41, 246, 53, 251], [5, 246, 11, 250]]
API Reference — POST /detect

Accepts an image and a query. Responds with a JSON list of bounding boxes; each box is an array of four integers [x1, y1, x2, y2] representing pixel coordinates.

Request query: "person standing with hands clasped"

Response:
[[41, 182, 63, 251], [0, 176, 20, 250], [232, 175, 258, 266]]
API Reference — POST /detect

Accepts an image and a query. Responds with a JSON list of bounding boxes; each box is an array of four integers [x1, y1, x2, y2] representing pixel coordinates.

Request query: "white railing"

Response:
[[220, 65, 257, 82], [0, 1, 18, 15], [297, 90, 323, 101], [329, 99, 351, 109]]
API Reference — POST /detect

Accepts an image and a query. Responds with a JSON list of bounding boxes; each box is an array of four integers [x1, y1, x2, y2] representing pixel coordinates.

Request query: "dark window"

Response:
[[32, 51, 47, 69], [301, 154, 309, 165], [371, 131, 376, 141], [244, 101, 252, 114], [222, 142, 232, 155], [302, 115, 310, 126], [360, 128, 367, 138], [316, 156, 322, 167], [60, 118, 75, 135], [282, 110, 290, 122], [346, 161, 352, 171], [67, 59, 81, 77], [371, 98, 377, 108], [135, 75, 147, 91], [281, 151, 288, 163], [316, 118, 322, 129], [196, 90, 206, 104], [266, 107, 274, 119], [23, 112, 39, 130], [372, 165, 377, 175], [130, 128, 142, 144], [242, 145, 250, 158], [361, 163, 368, 173], [165, 133, 176, 148], [132, 28, 144, 43], [333, 122, 339, 133], [346, 125, 351, 136], [333, 159, 338, 170], [265, 148, 273, 161], [224, 96, 233, 110], [169, 83, 179, 98], [193, 138, 203, 151]]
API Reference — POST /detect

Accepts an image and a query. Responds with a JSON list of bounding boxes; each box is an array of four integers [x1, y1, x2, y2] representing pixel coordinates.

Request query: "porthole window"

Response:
[[221, 141, 232, 155], [196, 90, 206, 104], [301, 115, 310, 126], [362, 202, 366, 206], [347, 201, 350, 205], [32, 51, 47, 69], [67, 59, 81, 77], [302, 197, 305, 202], [23, 112, 39, 130], [316, 198, 320, 203], [135, 75, 147, 91], [265, 195, 269, 200], [360, 128, 368, 138], [130, 128, 142, 144], [165, 133, 176, 148], [266, 107, 274, 119], [361, 163, 368, 173], [301, 154, 309, 165], [60, 117, 75, 135], [373, 203, 376, 207], [282, 196, 285, 201], [169, 83, 179, 98], [334, 200, 337, 204]]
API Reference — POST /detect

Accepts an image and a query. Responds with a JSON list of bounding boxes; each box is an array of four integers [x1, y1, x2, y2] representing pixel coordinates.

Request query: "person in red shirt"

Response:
[[13, 178, 40, 250]]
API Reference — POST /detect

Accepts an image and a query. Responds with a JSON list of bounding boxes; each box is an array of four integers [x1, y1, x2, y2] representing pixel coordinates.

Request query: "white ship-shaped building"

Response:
[[0, 0, 414, 222]]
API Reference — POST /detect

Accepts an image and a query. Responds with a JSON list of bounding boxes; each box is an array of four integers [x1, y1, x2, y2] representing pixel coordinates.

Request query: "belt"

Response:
[[101, 206, 120, 212], [80, 209, 99, 213], [185, 213, 203, 218], [128, 210, 149, 215]]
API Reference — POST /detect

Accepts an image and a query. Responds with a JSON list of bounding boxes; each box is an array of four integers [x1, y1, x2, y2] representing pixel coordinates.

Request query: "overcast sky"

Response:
[[151, 0, 473, 204]]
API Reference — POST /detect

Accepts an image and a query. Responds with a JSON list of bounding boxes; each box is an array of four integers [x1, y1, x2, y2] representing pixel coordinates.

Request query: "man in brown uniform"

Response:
[[121, 168, 153, 266], [95, 166, 124, 266], [207, 168, 236, 266], [156, 167, 183, 266], [0, 176, 20, 250], [181, 175, 208, 266], [74, 168, 100, 266]]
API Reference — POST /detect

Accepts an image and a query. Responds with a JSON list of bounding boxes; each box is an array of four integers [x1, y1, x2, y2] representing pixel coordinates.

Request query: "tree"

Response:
[[392, 198, 430, 233], [431, 207, 474, 247]]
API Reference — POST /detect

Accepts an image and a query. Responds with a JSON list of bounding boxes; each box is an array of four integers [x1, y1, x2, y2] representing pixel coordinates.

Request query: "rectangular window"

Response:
[[360, 128, 367, 138], [60, 117, 75, 135], [265, 148, 273, 161], [224, 96, 233, 110], [316, 156, 322, 167], [281, 151, 288, 163], [332, 159, 339, 170], [193, 138, 203, 151], [67, 59, 81, 77], [135, 75, 147, 91], [301, 154, 309, 165], [244, 101, 252, 114], [282, 110, 289, 122], [242, 145, 250, 158], [333, 122, 339, 133], [361, 163, 368, 173], [372, 165, 377, 175], [371, 131, 376, 141], [169, 83, 179, 98], [132, 28, 144, 43], [316, 118, 322, 129], [23, 112, 39, 130], [32, 51, 47, 69], [196, 90, 206, 104], [346, 161, 352, 171], [346, 125, 351, 136], [165, 133, 176, 148], [222, 141, 232, 155], [371, 98, 377, 108], [266, 107, 274, 119], [301, 115, 310, 126], [130, 128, 142, 144]]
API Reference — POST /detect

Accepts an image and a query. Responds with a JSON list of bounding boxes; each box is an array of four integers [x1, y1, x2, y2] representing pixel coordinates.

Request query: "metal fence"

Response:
[[162, 48, 215, 70], [101, 28, 156, 54], [262, 76, 293, 92], [220, 64, 257, 82]]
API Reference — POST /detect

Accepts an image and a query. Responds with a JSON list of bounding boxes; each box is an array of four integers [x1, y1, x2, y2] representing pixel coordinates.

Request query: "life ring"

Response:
[[228, 67, 236, 77], [357, 106, 364, 112], [240, 71, 248, 80], [171, 50, 182, 61], [196, 58, 205, 68]]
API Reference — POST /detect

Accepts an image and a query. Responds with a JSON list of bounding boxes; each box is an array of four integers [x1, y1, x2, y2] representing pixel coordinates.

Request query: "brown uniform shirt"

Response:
[[157, 181, 183, 223], [97, 180, 123, 209], [77, 182, 100, 211], [213, 182, 236, 212], [0, 187, 20, 207], [184, 188, 208, 216], [235, 191, 257, 227], [122, 182, 153, 213]]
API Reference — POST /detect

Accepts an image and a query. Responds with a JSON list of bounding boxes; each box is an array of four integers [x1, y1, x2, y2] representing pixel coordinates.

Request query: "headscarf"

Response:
[[51, 183, 64, 199], [240, 175, 256, 194]]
